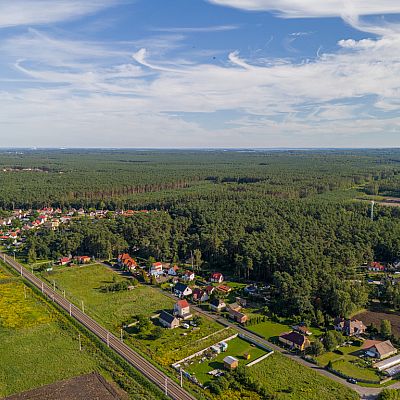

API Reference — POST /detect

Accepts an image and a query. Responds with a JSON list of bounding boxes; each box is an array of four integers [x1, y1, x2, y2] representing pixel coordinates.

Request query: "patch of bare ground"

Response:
[[4, 373, 128, 400]]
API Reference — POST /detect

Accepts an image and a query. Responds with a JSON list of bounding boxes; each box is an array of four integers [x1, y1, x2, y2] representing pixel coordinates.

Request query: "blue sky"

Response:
[[0, 0, 400, 148]]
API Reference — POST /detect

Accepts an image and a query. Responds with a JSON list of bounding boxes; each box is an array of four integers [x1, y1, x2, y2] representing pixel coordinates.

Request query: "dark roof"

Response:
[[210, 298, 224, 307], [159, 310, 177, 324], [280, 331, 307, 346], [175, 282, 189, 292]]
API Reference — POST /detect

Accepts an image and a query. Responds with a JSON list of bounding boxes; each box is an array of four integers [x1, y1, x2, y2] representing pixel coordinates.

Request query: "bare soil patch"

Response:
[[354, 310, 400, 337], [4, 373, 127, 400]]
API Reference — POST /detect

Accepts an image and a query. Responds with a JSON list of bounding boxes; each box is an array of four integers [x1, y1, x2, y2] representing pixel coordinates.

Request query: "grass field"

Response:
[[0, 272, 98, 397], [185, 337, 267, 385], [0, 264, 163, 399], [248, 352, 359, 400], [316, 345, 380, 382], [43, 263, 228, 366]]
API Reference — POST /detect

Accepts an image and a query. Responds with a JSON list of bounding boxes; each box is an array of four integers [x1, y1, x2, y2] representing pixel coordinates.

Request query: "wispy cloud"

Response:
[[0, 0, 123, 28], [150, 25, 239, 33], [206, 1, 400, 18]]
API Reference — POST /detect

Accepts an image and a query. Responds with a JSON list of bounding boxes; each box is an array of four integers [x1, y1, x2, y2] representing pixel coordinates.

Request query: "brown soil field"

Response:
[[4, 373, 128, 400], [354, 310, 400, 337]]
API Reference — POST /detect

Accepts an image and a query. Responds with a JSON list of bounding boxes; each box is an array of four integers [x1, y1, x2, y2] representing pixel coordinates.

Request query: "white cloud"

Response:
[[150, 25, 239, 33], [0, 0, 122, 28], [206, 1, 400, 18]]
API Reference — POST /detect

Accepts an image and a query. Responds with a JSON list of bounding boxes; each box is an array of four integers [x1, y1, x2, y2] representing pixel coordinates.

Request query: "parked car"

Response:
[[182, 323, 190, 329], [347, 378, 357, 384]]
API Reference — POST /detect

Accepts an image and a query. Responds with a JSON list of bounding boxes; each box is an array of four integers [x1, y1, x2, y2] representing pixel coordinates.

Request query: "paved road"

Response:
[[1, 253, 195, 400], [159, 288, 393, 400]]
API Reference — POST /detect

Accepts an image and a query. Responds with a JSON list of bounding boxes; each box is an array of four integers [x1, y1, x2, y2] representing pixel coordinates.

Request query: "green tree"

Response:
[[381, 320, 392, 339]]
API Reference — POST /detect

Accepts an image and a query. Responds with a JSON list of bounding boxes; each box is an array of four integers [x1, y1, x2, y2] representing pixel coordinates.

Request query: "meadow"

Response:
[[247, 352, 359, 400], [43, 263, 229, 366], [0, 264, 164, 399]]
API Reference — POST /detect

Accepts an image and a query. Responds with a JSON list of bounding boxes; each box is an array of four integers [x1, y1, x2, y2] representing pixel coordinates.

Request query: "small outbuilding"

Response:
[[223, 356, 239, 370]]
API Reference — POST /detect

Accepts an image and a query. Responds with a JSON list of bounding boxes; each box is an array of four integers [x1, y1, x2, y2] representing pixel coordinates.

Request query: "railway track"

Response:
[[1, 253, 196, 400]]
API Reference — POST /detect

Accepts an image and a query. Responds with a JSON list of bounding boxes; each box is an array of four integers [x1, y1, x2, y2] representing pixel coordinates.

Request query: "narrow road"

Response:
[[1, 253, 195, 400], [159, 288, 389, 399]]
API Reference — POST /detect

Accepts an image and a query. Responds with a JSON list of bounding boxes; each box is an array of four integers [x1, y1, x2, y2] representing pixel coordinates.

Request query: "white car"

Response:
[[182, 323, 190, 329]]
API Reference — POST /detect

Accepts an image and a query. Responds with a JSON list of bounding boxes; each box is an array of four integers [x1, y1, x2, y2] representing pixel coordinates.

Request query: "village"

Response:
[[4, 207, 400, 392]]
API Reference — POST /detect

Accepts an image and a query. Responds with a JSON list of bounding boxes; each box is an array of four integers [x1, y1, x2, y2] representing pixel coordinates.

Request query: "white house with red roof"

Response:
[[210, 272, 224, 283], [369, 262, 385, 272], [59, 257, 71, 266], [150, 262, 163, 276], [173, 299, 192, 320]]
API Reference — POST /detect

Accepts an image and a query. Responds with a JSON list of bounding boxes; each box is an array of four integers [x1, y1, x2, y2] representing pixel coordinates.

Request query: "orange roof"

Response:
[[177, 299, 189, 308]]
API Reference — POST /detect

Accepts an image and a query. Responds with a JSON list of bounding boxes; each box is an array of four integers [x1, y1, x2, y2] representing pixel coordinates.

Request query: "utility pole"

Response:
[[69, 303, 72, 316], [371, 200, 375, 221], [180, 368, 183, 388], [24, 286, 27, 299], [63, 290, 66, 298], [165, 378, 168, 396], [78, 333, 82, 351], [107, 332, 110, 347], [53, 280, 56, 291], [20, 265, 23, 276], [81, 300, 85, 313], [120, 328, 123, 342], [41, 282, 44, 293]]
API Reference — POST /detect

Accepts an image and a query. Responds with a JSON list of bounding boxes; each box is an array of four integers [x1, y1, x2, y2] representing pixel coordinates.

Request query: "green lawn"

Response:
[[316, 345, 380, 382], [185, 337, 267, 385], [248, 319, 293, 339], [44, 263, 228, 366], [248, 352, 359, 400]]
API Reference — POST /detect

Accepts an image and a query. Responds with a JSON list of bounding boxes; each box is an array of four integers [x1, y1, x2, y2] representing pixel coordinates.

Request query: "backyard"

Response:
[[316, 344, 381, 382], [184, 336, 268, 385]]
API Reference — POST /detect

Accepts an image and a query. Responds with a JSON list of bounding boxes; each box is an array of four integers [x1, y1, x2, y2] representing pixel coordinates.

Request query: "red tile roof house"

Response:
[[279, 331, 310, 351], [210, 272, 224, 283], [173, 299, 192, 320], [368, 262, 385, 272], [117, 253, 138, 271], [74, 255, 91, 264], [59, 257, 71, 266], [150, 262, 163, 276], [227, 303, 248, 324]]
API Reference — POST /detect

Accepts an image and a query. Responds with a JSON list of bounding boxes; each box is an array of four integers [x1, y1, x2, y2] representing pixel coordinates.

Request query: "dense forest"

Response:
[[5, 149, 400, 322]]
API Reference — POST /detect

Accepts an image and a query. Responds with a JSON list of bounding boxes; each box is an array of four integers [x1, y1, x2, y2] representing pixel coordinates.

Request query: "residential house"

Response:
[[210, 298, 226, 312], [182, 271, 195, 282], [292, 325, 312, 336], [205, 285, 215, 297], [369, 262, 385, 272], [173, 299, 192, 320], [334, 318, 366, 336], [210, 272, 224, 283], [59, 257, 71, 266], [223, 356, 239, 370], [168, 265, 179, 276], [216, 285, 232, 294], [363, 340, 398, 359], [192, 288, 209, 302], [118, 253, 137, 271], [227, 303, 248, 324], [279, 331, 310, 351], [158, 311, 180, 329], [74, 255, 91, 264], [174, 283, 192, 297], [150, 262, 163, 277], [44, 220, 60, 230]]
